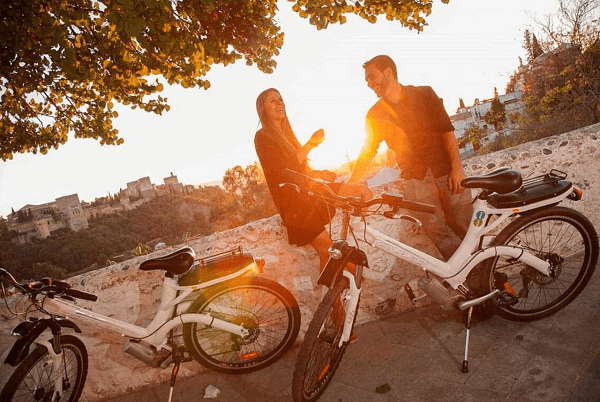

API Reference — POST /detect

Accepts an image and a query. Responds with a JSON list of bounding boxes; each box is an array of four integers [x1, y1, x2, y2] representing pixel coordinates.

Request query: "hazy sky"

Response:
[[0, 0, 559, 217]]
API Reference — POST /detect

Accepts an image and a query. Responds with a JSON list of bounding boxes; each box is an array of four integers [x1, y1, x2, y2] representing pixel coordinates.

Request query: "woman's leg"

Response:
[[310, 230, 333, 272], [310, 230, 357, 275]]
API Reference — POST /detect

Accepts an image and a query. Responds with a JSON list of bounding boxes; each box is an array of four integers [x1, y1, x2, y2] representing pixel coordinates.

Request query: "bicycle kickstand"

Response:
[[167, 347, 184, 402], [462, 306, 473, 373]]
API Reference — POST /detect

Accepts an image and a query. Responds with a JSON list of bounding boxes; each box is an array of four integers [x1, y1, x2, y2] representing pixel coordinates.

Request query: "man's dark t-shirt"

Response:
[[365, 85, 454, 180]]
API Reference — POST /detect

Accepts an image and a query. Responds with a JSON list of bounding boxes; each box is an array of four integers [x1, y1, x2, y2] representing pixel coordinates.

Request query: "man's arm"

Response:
[[348, 113, 395, 184], [348, 147, 376, 184], [442, 130, 466, 194]]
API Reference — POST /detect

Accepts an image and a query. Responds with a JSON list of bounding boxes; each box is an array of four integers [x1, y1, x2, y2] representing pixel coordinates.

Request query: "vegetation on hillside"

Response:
[[508, 0, 600, 146], [0, 165, 276, 281], [464, 0, 600, 158]]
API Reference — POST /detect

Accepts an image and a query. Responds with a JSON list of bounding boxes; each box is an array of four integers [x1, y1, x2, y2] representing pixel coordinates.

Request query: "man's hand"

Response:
[[337, 183, 373, 200], [448, 168, 466, 194]]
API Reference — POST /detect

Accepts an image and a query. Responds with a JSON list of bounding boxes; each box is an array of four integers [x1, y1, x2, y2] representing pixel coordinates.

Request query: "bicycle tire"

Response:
[[0, 334, 88, 402], [292, 277, 355, 402], [182, 276, 300, 374], [484, 206, 598, 321]]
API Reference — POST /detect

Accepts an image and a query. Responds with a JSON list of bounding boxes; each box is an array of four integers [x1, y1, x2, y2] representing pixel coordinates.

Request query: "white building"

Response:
[[451, 87, 525, 159]]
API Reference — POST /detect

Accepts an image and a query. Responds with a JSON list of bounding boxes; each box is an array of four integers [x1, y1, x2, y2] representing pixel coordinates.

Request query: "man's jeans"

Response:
[[403, 169, 473, 261]]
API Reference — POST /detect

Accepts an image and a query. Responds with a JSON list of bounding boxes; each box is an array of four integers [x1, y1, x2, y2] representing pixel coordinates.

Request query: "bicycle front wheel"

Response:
[[0, 334, 88, 402], [182, 276, 300, 374], [486, 206, 598, 321], [292, 277, 355, 402]]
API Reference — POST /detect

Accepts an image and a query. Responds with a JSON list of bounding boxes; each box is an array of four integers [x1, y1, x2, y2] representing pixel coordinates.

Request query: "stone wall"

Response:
[[1, 123, 599, 400]]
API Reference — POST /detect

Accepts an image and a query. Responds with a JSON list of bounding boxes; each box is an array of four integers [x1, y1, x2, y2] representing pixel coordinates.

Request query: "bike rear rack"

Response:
[[520, 169, 568, 191], [195, 246, 246, 267]]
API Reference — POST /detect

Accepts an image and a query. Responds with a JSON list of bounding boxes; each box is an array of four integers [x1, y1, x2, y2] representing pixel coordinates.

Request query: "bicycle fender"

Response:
[[317, 240, 368, 289], [4, 317, 82, 366]]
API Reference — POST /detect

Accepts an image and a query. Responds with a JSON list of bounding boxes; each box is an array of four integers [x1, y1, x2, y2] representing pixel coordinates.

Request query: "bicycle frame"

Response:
[[332, 188, 571, 347], [352, 191, 572, 289], [41, 262, 261, 348]]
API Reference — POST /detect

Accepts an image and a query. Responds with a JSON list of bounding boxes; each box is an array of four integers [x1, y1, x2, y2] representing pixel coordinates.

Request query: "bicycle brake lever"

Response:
[[399, 215, 422, 226], [279, 183, 300, 193], [383, 212, 422, 227]]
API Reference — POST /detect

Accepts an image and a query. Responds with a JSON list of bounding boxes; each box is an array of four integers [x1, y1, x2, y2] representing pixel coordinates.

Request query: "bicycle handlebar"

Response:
[[381, 193, 437, 214], [0, 267, 98, 302], [63, 288, 98, 302], [281, 169, 436, 215]]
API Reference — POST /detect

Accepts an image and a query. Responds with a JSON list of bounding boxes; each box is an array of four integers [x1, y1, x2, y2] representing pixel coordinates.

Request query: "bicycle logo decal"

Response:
[[473, 210, 486, 227]]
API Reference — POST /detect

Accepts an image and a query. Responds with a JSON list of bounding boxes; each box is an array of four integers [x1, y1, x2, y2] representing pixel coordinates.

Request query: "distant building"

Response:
[[55, 194, 89, 231], [126, 181, 141, 198], [451, 88, 524, 159], [164, 172, 184, 195], [139, 176, 157, 199], [451, 43, 581, 159], [7, 194, 88, 244], [6, 172, 193, 244]]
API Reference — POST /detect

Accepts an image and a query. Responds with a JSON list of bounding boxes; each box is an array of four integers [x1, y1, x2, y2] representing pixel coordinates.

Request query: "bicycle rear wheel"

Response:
[[292, 277, 355, 402], [183, 276, 300, 374], [0, 335, 88, 402], [486, 206, 598, 321]]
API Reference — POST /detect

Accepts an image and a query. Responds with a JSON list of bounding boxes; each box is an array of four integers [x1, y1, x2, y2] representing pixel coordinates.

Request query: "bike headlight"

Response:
[[328, 248, 343, 260]]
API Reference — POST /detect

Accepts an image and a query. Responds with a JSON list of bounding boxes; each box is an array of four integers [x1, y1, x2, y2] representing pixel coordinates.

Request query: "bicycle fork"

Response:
[[338, 270, 362, 347], [37, 336, 65, 402]]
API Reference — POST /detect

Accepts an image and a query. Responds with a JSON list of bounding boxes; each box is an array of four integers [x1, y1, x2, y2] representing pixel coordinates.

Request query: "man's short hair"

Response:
[[363, 55, 397, 80]]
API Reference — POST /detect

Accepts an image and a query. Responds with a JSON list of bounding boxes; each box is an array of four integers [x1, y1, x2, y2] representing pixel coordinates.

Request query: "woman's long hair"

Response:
[[255, 88, 302, 150]]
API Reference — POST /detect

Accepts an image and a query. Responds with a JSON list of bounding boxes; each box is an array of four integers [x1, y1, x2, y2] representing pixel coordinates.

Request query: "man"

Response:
[[348, 55, 472, 260]]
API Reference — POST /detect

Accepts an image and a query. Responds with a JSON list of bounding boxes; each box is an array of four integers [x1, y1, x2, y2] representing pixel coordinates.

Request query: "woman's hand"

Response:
[[308, 129, 325, 148]]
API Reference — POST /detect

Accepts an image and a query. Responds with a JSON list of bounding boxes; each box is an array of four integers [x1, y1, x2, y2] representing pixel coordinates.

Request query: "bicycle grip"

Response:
[[65, 288, 98, 302], [401, 199, 436, 214]]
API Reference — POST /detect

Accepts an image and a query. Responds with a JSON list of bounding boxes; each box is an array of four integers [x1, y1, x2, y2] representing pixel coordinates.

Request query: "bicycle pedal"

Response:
[[493, 290, 519, 307], [404, 283, 426, 305]]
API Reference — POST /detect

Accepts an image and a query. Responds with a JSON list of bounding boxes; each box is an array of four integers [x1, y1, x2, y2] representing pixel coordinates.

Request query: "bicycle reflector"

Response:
[[504, 282, 517, 297], [254, 258, 265, 274], [567, 186, 583, 201]]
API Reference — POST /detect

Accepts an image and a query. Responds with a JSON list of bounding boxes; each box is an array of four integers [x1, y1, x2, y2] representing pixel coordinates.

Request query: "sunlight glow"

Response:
[[0, 1, 559, 216]]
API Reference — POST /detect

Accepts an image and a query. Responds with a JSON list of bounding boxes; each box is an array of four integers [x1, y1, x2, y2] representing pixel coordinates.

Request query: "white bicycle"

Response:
[[285, 167, 599, 402], [0, 247, 300, 402]]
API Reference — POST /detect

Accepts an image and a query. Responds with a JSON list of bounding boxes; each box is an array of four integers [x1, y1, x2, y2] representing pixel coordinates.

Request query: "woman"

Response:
[[254, 88, 368, 271]]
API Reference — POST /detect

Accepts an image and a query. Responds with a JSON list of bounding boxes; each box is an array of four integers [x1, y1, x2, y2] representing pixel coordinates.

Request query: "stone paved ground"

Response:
[[99, 260, 600, 402]]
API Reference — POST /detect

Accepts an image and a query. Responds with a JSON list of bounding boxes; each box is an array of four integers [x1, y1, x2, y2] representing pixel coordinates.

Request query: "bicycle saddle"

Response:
[[461, 167, 522, 194], [139, 246, 196, 277]]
